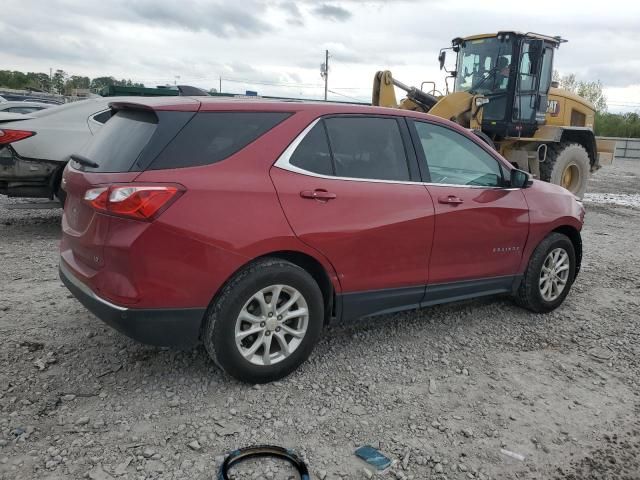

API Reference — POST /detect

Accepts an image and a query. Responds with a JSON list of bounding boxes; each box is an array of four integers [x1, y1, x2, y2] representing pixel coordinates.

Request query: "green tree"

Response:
[[52, 69, 67, 94], [595, 111, 640, 138], [553, 70, 607, 112], [26, 72, 51, 91], [68, 75, 90, 89]]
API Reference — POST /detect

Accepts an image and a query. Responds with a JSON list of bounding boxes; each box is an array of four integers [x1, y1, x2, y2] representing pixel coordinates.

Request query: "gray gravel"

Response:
[[1, 160, 639, 480]]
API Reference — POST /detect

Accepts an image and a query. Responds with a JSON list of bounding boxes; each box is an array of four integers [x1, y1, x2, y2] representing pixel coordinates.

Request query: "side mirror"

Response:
[[438, 51, 446, 70], [510, 169, 533, 188]]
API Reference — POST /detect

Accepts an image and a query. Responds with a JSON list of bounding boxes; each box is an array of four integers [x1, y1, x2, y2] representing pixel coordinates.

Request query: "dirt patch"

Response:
[[1, 162, 639, 479]]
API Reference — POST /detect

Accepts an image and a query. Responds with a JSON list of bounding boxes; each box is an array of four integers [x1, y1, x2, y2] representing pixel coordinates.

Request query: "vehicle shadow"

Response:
[[0, 210, 62, 241], [94, 294, 523, 389]]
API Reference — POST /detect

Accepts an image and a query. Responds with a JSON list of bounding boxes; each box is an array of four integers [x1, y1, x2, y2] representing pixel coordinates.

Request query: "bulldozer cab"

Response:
[[449, 32, 561, 138]]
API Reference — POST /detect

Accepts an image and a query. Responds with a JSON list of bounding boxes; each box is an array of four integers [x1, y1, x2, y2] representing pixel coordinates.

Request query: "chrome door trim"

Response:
[[273, 117, 511, 190]]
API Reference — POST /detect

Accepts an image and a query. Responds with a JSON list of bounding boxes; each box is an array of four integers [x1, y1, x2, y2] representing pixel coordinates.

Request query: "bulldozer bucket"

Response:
[[595, 137, 617, 167]]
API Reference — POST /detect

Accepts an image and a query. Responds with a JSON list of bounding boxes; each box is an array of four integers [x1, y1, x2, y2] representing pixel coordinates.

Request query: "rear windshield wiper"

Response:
[[70, 153, 99, 169]]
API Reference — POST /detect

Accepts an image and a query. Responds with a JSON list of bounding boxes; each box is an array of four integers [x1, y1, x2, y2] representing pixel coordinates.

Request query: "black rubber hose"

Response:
[[218, 445, 310, 480]]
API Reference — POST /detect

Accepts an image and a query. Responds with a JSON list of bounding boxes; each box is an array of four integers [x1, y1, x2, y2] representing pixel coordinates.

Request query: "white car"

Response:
[[0, 101, 53, 115], [0, 98, 117, 202]]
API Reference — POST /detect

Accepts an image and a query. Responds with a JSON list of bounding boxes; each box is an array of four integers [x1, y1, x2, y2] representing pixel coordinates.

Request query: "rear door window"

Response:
[[324, 117, 410, 181], [289, 122, 334, 176], [148, 112, 290, 170]]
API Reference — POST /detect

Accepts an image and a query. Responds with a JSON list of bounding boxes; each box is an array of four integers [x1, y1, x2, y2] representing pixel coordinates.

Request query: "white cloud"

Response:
[[1, 0, 638, 111]]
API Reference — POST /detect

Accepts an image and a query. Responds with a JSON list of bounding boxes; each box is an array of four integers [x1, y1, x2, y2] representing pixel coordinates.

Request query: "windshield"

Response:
[[454, 36, 514, 94]]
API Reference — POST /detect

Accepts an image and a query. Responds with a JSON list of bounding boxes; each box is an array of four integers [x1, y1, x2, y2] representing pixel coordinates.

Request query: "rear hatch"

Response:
[[61, 98, 292, 303], [60, 103, 198, 283]]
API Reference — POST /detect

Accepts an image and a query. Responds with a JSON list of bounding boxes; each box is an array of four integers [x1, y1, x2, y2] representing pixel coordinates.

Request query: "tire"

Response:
[[53, 169, 66, 206], [203, 258, 324, 384], [55, 186, 67, 206], [539, 142, 590, 199], [514, 232, 576, 313]]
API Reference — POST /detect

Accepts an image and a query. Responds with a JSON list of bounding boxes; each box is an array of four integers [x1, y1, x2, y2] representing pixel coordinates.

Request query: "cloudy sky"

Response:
[[2, 0, 639, 112]]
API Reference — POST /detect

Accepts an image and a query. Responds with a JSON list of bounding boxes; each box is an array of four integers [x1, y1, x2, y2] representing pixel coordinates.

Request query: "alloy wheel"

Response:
[[539, 247, 570, 302], [234, 285, 309, 366]]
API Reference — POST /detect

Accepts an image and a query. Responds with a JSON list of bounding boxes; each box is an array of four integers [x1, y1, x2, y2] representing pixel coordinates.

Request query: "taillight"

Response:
[[0, 129, 36, 145], [83, 184, 182, 220], [84, 187, 109, 211]]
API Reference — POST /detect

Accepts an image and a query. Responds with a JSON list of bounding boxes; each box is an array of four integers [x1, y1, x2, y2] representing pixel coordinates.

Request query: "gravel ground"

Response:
[[1, 160, 639, 480]]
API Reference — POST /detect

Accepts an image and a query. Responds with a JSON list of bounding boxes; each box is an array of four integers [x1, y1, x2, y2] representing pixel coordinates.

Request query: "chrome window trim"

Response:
[[273, 117, 512, 190]]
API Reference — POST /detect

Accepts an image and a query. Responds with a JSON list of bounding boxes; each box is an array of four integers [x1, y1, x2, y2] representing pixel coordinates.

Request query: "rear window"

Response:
[[79, 109, 158, 172], [148, 112, 290, 170]]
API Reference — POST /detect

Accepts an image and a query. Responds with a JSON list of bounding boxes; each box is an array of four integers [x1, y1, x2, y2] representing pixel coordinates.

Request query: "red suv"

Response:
[[60, 97, 584, 383]]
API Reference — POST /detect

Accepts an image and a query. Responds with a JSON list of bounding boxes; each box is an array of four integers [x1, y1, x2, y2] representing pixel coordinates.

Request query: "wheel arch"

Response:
[[559, 128, 597, 168], [552, 225, 582, 278], [260, 250, 335, 324], [49, 161, 67, 202], [206, 249, 337, 329]]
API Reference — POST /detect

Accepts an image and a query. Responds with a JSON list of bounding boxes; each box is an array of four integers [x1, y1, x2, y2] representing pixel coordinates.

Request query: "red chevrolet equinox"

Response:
[[60, 97, 585, 383]]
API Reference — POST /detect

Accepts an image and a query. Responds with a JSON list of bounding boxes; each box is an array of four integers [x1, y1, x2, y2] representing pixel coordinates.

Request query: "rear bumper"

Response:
[[59, 261, 205, 347]]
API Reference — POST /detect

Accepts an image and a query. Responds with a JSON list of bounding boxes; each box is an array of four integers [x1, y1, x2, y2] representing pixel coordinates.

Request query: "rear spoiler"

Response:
[[0, 112, 35, 123], [109, 98, 201, 113]]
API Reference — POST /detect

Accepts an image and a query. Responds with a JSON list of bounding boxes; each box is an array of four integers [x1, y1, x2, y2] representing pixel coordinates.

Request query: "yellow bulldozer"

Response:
[[373, 31, 616, 198]]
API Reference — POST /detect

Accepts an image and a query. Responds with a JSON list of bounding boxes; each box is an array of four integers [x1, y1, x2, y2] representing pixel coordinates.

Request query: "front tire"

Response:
[[203, 258, 324, 384], [515, 233, 576, 313]]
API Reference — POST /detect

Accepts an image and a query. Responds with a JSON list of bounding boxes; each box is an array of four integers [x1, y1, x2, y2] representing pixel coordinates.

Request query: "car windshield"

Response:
[[454, 36, 514, 94]]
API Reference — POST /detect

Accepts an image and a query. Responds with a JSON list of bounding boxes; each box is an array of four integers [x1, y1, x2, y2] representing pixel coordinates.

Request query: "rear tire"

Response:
[[53, 168, 66, 206], [514, 232, 576, 313], [55, 186, 66, 206], [203, 258, 324, 384], [540, 142, 590, 199]]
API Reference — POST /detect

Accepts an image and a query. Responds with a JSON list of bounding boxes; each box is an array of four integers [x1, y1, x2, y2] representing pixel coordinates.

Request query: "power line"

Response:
[[221, 77, 323, 88], [329, 86, 371, 91], [327, 89, 367, 102]]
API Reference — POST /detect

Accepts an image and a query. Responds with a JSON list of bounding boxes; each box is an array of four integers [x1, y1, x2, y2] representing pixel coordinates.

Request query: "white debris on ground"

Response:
[[584, 192, 640, 208]]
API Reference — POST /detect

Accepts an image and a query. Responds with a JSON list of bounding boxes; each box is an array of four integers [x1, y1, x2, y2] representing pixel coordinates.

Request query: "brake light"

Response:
[[83, 184, 182, 220], [0, 129, 36, 145]]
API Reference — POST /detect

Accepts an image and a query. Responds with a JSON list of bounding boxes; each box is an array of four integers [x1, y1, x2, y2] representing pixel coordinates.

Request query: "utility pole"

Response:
[[219, 76, 222, 93], [49, 68, 52, 93], [320, 50, 329, 101]]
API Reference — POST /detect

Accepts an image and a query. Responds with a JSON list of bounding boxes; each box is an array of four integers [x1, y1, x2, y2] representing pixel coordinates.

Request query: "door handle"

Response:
[[300, 189, 337, 201], [438, 195, 464, 205]]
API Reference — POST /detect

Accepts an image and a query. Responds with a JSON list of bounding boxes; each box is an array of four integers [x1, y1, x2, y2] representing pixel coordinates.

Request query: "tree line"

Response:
[[0, 69, 144, 95], [553, 71, 639, 137], [1, 68, 638, 138], [595, 112, 640, 138]]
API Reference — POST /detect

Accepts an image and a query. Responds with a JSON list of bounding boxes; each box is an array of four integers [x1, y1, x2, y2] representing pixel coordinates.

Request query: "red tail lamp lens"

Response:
[[84, 185, 181, 220], [0, 129, 35, 145]]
